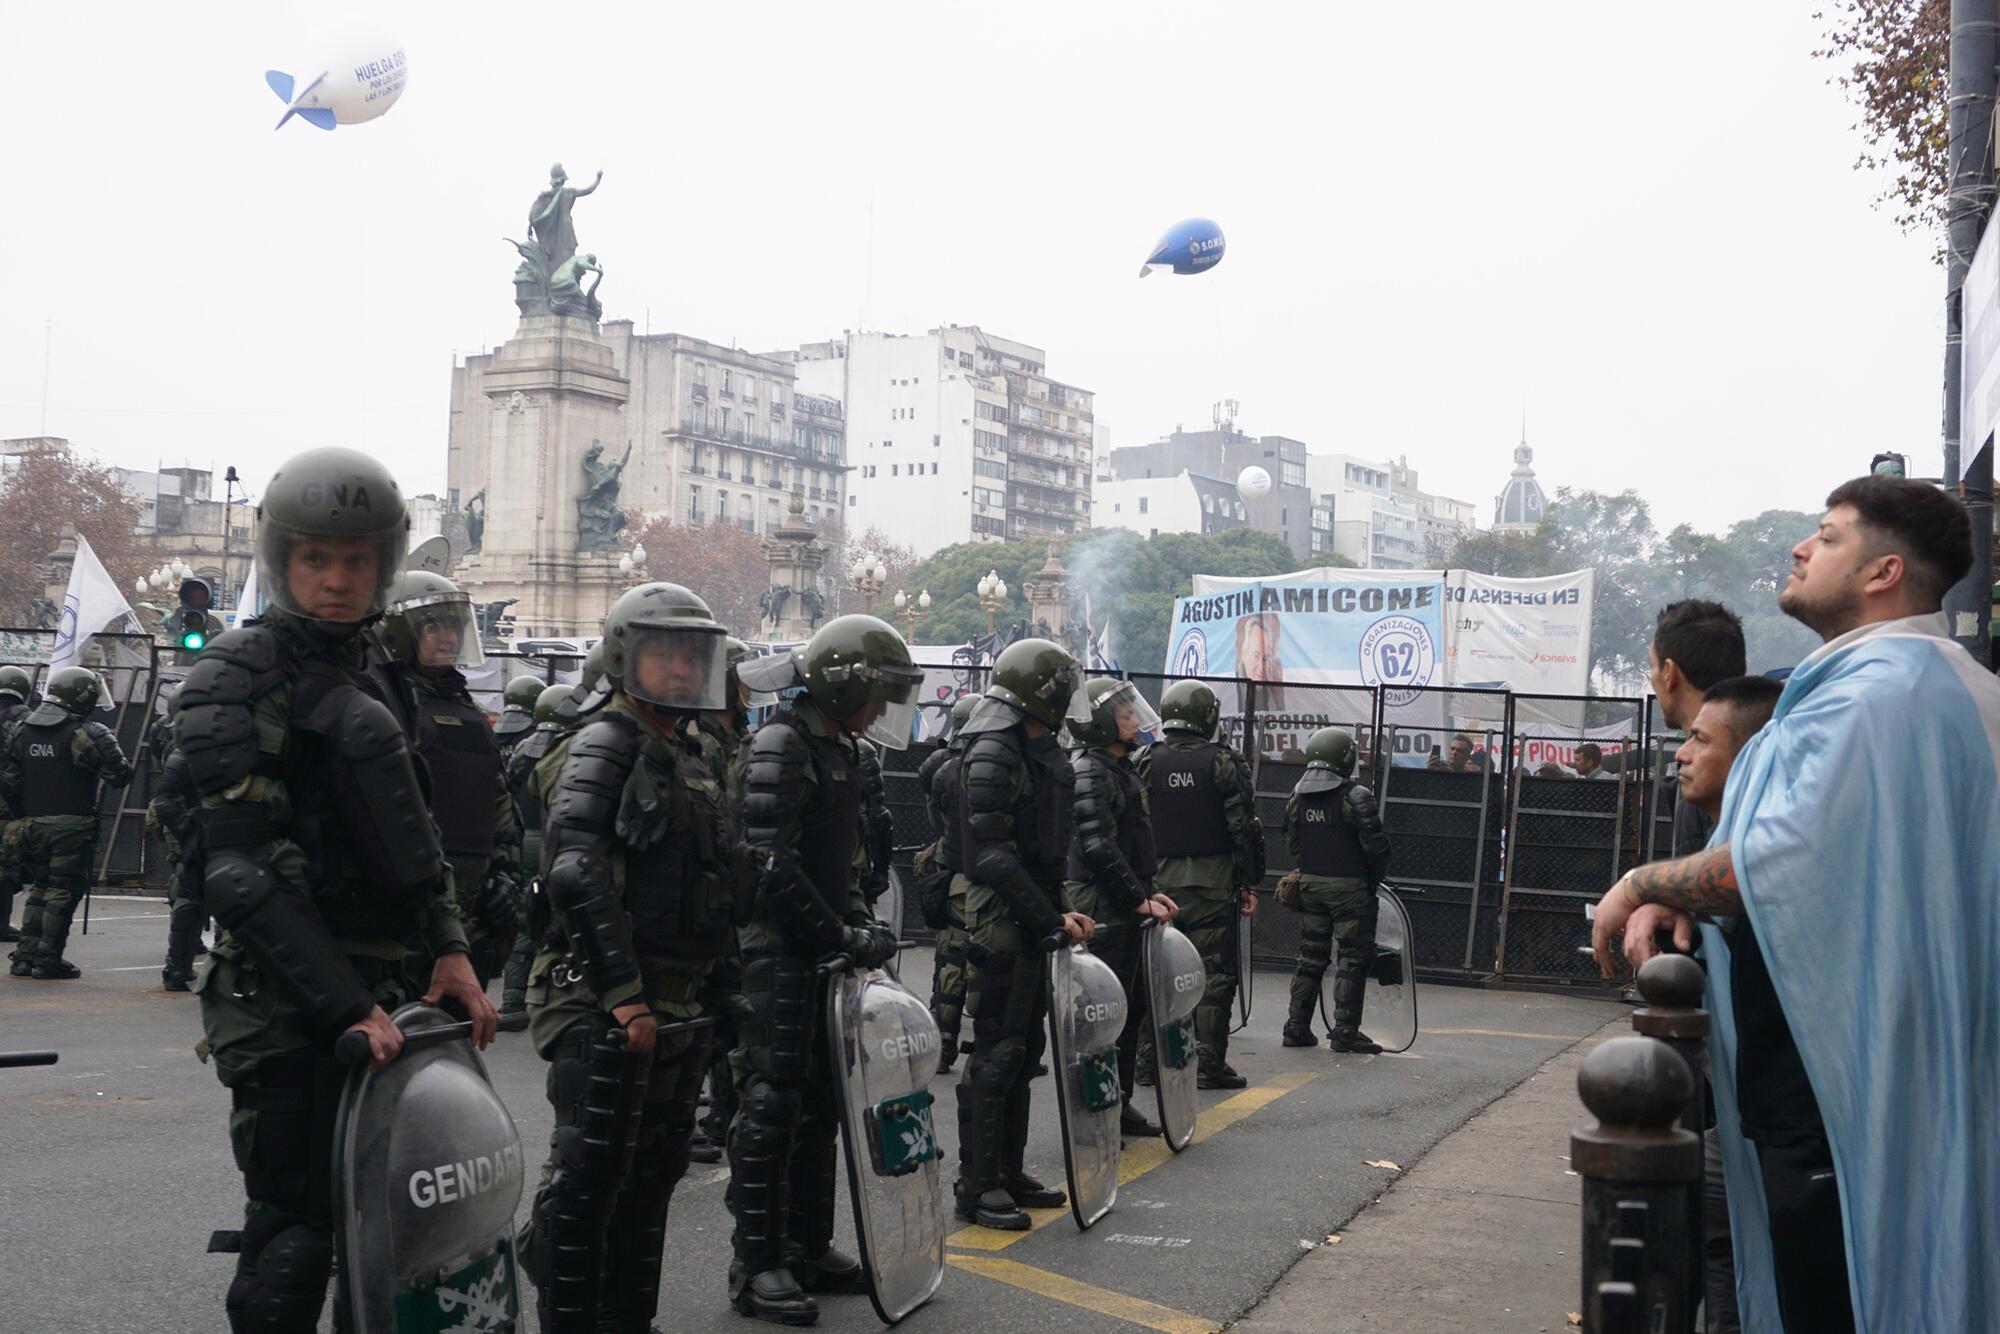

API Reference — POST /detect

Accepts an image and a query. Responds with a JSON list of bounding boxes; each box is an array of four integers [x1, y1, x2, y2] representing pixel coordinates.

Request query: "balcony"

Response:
[[1008, 435, 1077, 465], [676, 415, 825, 462], [738, 517, 757, 533]]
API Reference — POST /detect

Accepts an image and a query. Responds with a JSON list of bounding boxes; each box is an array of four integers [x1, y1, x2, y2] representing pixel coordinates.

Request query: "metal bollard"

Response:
[[1632, 953, 1709, 1320], [1573, 1035, 1700, 1334]]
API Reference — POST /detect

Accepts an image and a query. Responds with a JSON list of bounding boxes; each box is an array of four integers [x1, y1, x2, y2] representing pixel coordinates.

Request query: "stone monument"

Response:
[[759, 490, 828, 642], [451, 163, 633, 637], [1023, 540, 1074, 647]]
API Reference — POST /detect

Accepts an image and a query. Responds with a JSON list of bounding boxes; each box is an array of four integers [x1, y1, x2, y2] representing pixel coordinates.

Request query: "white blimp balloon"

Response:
[[266, 21, 409, 131], [1236, 465, 1273, 502]]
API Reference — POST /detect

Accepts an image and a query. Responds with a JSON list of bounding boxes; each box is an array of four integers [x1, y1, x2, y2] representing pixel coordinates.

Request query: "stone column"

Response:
[[454, 314, 631, 638], [1022, 540, 1073, 648], [760, 490, 828, 642]]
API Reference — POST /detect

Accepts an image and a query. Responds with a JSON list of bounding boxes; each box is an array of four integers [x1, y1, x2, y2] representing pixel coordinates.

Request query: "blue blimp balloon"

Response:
[[1139, 217, 1225, 277]]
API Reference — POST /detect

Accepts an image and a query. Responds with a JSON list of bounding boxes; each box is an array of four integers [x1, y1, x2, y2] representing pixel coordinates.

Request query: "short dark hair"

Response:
[[1701, 675, 1783, 743], [1824, 475, 1974, 610], [1574, 742, 1602, 762], [1652, 600, 1746, 690], [1450, 733, 1474, 748]]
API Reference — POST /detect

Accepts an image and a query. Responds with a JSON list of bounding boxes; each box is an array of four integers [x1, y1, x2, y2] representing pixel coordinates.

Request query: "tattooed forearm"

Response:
[[1630, 844, 1742, 915]]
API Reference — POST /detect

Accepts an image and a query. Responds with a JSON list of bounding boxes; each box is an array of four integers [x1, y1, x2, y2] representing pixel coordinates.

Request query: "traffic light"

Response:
[[1871, 452, 1908, 478], [170, 577, 217, 653]]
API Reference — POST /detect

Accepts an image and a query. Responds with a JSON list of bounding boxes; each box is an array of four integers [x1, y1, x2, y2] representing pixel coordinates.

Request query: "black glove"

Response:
[[479, 871, 522, 937], [867, 923, 900, 966], [837, 925, 880, 967]]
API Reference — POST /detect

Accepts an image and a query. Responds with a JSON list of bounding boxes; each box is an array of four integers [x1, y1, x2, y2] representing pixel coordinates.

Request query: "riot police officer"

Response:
[[2, 667, 133, 979], [497, 682, 571, 1018], [0, 664, 36, 943], [524, 582, 740, 1333], [686, 638, 761, 1166], [149, 706, 206, 990], [1138, 680, 1263, 1087], [173, 446, 494, 1332], [953, 638, 1096, 1231], [726, 615, 920, 1323], [1065, 677, 1176, 1137], [380, 571, 522, 989], [495, 673, 542, 754], [916, 692, 978, 1072], [1282, 726, 1391, 1053]]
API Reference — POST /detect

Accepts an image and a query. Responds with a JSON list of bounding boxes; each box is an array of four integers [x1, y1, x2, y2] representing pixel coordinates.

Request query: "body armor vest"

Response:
[[1067, 752, 1158, 884], [617, 719, 736, 962], [930, 750, 965, 873], [415, 688, 501, 856], [1295, 788, 1370, 880], [509, 730, 556, 834], [1146, 742, 1232, 857], [21, 718, 97, 816], [797, 726, 863, 915]]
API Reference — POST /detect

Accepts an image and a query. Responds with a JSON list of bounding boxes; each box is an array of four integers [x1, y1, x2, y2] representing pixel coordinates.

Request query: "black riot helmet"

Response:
[[1158, 679, 1221, 739], [253, 447, 410, 627], [947, 692, 979, 739], [602, 582, 730, 713], [0, 665, 31, 705], [1065, 677, 1162, 749], [985, 637, 1090, 731], [532, 683, 571, 728], [1297, 726, 1358, 795], [44, 666, 105, 717], [503, 675, 544, 713], [380, 570, 485, 670], [738, 615, 925, 749]]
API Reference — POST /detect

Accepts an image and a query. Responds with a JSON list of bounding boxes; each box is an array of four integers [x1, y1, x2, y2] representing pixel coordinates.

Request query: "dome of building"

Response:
[[1493, 435, 1547, 532]]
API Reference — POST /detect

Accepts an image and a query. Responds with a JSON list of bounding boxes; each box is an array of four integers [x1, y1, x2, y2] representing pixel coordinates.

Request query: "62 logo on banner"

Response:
[[1358, 616, 1436, 706]]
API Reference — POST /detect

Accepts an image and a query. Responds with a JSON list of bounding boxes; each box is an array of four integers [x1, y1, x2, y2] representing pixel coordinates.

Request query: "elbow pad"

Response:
[[203, 853, 373, 1034], [544, 834, 638, 996]]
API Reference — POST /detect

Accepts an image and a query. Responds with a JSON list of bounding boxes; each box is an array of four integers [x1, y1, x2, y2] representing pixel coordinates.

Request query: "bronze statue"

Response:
[[529, 163, 601, 273], [462, 489, 486, 555], [548, 252, 604, 321], [576, 440, 631, 552]]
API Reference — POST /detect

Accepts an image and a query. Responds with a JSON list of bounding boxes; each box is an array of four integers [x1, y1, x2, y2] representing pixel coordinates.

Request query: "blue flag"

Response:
[[1702, 613, 2000, 1331]]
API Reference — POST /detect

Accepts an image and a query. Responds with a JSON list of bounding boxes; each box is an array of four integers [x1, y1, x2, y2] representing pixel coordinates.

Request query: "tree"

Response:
[[816, 519, 918, 619], [625, 511, 770, 637], [0, 444, 145, 624], [1816, 0, 1950, 244]]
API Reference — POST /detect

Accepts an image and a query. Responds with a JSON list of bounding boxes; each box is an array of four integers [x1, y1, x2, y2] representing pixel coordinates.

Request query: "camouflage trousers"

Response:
[[13, 815, 99, 965], [196, 940, 419, 1330], [1286, 876, 1376, 1035], [929, 875, 971, 1051]]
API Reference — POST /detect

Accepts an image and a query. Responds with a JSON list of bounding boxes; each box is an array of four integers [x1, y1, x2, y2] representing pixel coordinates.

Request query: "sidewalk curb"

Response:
[[1227, 1016, 1627, 1333]]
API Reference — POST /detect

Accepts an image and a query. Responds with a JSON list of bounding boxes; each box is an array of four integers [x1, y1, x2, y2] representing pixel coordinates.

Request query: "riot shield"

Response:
[[1318, 885, 1420, 1054], [1234, 906, 1254, 1031], [1046, 944, 1126, 1229], [333, 1004, 525, 1333], [876, 866, 907, 981], [1142, 922, 1204, 1152], [828, 966, 947, 1324]]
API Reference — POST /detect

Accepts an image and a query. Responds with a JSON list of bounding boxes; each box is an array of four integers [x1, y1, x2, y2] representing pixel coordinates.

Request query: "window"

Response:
[[1138, 496, 1149, 514], [686, 485, 701, 522], [722, 369, 734, 396], [976, 402, 1006, 422], [931, 463, 939, 475], [694, 362, 706, 383], [975, 458, 1006, 480], [718, 491, 730, 521], [743, 376, 757, 401], [849, 495, 857, 506], [933, 434, 941, 446], [891, 464, 898, 476], [1235, 501, 1246, 519], [1281, 507, 1288, 524]]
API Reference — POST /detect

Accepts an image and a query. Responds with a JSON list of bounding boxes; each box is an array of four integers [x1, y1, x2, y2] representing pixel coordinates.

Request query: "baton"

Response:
[[335, 1008, 530, 1069], [0, 1051, 58, 1069]]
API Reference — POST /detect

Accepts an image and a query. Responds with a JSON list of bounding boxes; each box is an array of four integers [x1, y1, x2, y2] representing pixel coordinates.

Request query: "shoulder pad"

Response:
[[547, 715, 640, 835], [747, 716, 809, 764], [81, 720, 118, 746], [202, 624, 287, 673], [569, 712, 643, 766], [330, 692, 407, 764], [963, 729, 1022, 764], [179, 625, 290, 710], [26, 703, 68, 726], [1345, 783, 1377, 807]]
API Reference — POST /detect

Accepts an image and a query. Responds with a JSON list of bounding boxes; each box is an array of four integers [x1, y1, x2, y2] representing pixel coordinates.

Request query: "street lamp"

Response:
[[849, 557, 888, 612], [133, 577, 149, 595], [618, 542, 648, 584], [977, 570, 1009, 635], [893, 588, 931, 640]]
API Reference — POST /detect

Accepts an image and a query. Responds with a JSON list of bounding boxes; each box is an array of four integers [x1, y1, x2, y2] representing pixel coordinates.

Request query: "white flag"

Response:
[[230, 564, 260, 628], [48, 533, 137, 673]]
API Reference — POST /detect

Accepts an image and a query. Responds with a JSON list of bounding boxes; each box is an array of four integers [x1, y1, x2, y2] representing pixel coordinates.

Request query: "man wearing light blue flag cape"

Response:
[[1594, 476, 2000, 1333]]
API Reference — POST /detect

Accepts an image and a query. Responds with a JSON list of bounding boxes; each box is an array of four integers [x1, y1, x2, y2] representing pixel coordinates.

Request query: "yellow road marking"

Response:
[[947, 1071, 1318, 1252], [948, 1254, 1222, 1334], [1419, 1027, 1588, 1041]]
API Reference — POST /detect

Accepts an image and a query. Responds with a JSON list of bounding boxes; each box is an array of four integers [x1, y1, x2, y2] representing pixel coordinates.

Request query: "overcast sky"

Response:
[[0, 2, 1941, 536]]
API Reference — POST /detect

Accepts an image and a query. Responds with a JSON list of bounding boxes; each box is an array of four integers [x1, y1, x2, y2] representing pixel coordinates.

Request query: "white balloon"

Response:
[[267, 20, 409, 131], [1236, 465, 1273, 502]]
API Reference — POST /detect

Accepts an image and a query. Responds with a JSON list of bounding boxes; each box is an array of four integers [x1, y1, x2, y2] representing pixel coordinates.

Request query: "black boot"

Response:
[[1282, 1020, 1316, 1047], [730, 1264, 819, 1325], [1197, 1062, 1248, 1090], [1329, 1029, 1382, 1054], [10, 954, 34, 978], [1119, 1102, 1162, 1138], [935, 1036, 958, 1075], [999, 1075, 1064, 1209], [162, 967, 192, 992], [32, 958, 81, 980], [788, 1244, 868, 1296]]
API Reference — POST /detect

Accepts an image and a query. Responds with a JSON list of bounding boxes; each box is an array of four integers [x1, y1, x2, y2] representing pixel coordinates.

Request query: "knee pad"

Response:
[[546, 1019, 646, 1181], [224, 1212, 331, 1334]]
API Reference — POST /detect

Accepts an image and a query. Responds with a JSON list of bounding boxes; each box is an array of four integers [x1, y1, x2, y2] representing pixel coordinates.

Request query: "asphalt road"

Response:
[[0, 898, 1625, 1334]]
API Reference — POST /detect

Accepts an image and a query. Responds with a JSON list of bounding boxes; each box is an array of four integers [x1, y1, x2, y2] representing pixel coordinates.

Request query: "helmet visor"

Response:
[[840, 660, 924, 750], [621, 622, 729, 711], [393, 592, 485, 669], [1101, 681, 1162, 746], [256, 524, 407, 626], [1059, 664, 1094, 727]]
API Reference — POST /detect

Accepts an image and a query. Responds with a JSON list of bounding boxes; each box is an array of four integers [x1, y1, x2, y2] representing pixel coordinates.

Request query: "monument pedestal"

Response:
[[759, 491, 828, 643], [455, 315, 632, 639]]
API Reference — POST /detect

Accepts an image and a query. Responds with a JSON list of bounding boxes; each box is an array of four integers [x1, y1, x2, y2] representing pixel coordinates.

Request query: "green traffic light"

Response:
[[181, 630, 206, 651]]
